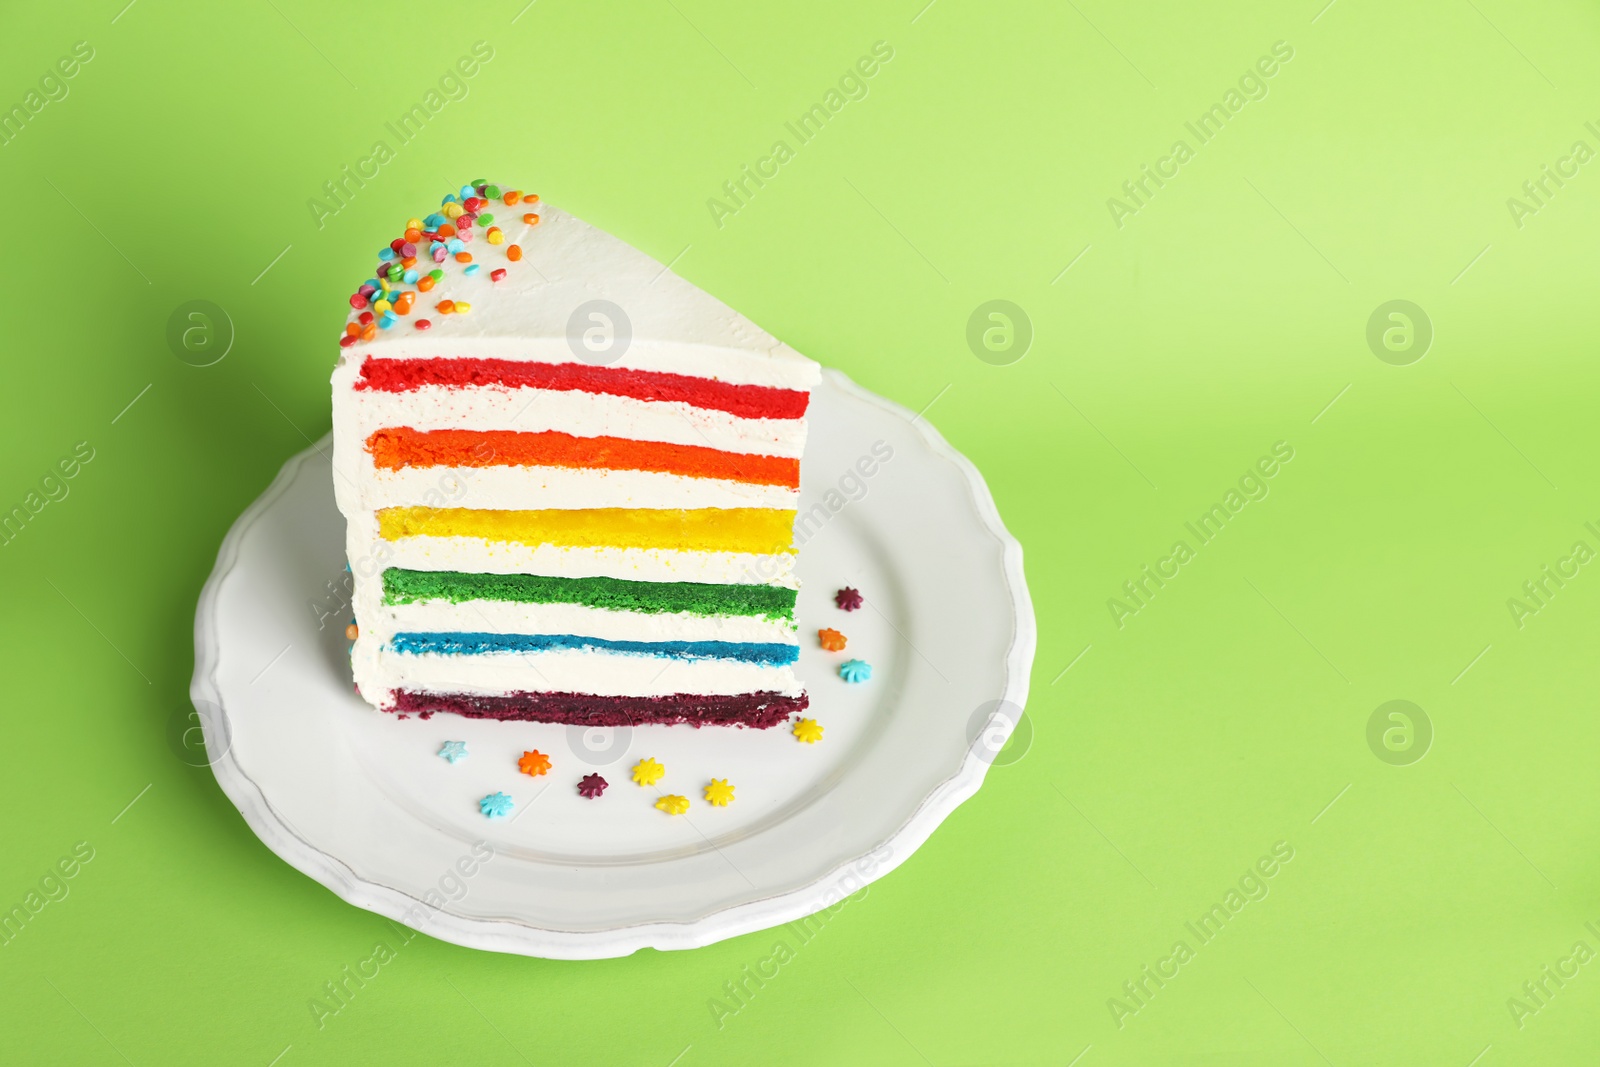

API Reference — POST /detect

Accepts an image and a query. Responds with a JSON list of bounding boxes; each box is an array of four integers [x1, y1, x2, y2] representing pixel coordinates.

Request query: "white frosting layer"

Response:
[[344, 386, 807, 458], [368, 536, 794, 585], [378, 647, 803, 699], [362, 465, 797, 512], [377, 600, 796, 645]]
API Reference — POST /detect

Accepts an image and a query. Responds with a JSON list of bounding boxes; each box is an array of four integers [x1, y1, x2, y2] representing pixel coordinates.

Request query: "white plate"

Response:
[[191, 368, 1034, 959]]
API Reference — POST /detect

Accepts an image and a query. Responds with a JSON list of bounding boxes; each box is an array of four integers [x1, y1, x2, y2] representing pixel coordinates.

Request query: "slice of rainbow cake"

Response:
[[330, 182, 818, 728]]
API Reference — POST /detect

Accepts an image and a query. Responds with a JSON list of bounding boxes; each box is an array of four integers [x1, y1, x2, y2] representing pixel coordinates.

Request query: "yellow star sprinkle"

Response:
[[631, 757, 666, 786], [793, 718, 823, 744], [655, 794, 690, 815], [703, 779, 735, 806]]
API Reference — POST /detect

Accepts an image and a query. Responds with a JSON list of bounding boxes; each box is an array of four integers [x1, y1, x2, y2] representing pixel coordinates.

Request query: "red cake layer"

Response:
[[355, 357, 810, 421], [388, 689, 806, 728]]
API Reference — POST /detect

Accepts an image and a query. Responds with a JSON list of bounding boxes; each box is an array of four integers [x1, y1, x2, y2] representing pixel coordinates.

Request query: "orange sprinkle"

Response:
[[818, 628, 847, 651], [524, 193, 540, 205], [344, 623, 359, 641], [438, 223, 457, 238], [417, 276, 436, 293], [344, 322, 360, 338], [400, 256, 417, 268], [455, 252, 472, 263], [518, 749, 552, 777], [436, 300, 455, 314], [361, 322, 377, 341], [523, 213, 540, 225], [504, 190, 522, 205], [404, 227, 422, 242], [506, 244, 523, 261], [394, 293, 415, 314]]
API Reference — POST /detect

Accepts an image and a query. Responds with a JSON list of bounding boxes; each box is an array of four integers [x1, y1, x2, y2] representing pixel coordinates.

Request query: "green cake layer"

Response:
[[380, 568, 798, 621]]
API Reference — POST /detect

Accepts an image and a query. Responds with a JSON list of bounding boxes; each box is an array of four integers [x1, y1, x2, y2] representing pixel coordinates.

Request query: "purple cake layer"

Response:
[[388, 689, 807, 728]]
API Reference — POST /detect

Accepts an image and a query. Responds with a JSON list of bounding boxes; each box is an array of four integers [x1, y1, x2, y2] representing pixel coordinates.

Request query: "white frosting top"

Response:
[[332, 192, 819, 389]]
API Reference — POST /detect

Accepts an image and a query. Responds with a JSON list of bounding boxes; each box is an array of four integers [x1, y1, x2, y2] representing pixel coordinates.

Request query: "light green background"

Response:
[[2, 0, 1597, 1062]]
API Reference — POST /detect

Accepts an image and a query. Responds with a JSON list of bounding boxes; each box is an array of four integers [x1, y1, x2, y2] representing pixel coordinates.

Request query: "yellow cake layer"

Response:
[[375, 506, 798, 555]]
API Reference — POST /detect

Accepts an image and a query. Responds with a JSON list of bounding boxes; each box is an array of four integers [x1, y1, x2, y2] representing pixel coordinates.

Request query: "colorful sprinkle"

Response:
[[703, 779, 735, 806], [336, 180, 540, 347], [438, 740, 468, 763], [793, 718, 824, 744], [479, 792, 514, 818], [655, 794, 690, 816], [344, 623, 359, 641], [577, 773, 607, 798], [818, 628, 847, 651], [632, 757, 665, 786], [517, 749, 552, 777], [839, 659, 872, 683], [835, 587, 863, 611]]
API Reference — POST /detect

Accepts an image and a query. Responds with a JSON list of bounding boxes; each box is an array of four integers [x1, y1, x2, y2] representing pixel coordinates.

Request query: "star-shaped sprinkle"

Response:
[[517, 749, 552, 777], [703, 779, 735, 806], [577, 773, 608, 798], [479, 792, 514, 818], [655, 794, 690, 815], [818, 628, 847, 651], [838, 659, 873, 683], [834, 587, 863, 611], [438, 741, 468, 764], [632, 757, 666, 786], [793, 718, 824, 744]]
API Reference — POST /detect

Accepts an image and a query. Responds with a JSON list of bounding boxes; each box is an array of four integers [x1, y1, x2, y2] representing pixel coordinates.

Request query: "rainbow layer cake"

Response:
[[330, 181, 819, 727]]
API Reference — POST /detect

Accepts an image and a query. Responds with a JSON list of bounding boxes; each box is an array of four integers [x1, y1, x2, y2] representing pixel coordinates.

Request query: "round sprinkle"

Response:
[[490, 268, 507, 282], [506, 244, 523, 261], [523, 213, 540, 224], [436, 300, 455, 314], [455, 252, 472, 263], [414, 319, 431, 330], [454, 301, 471, 314], [344, 623, 359, 640], [504, 190, 522, 205], [463, 263, 480, 275]]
